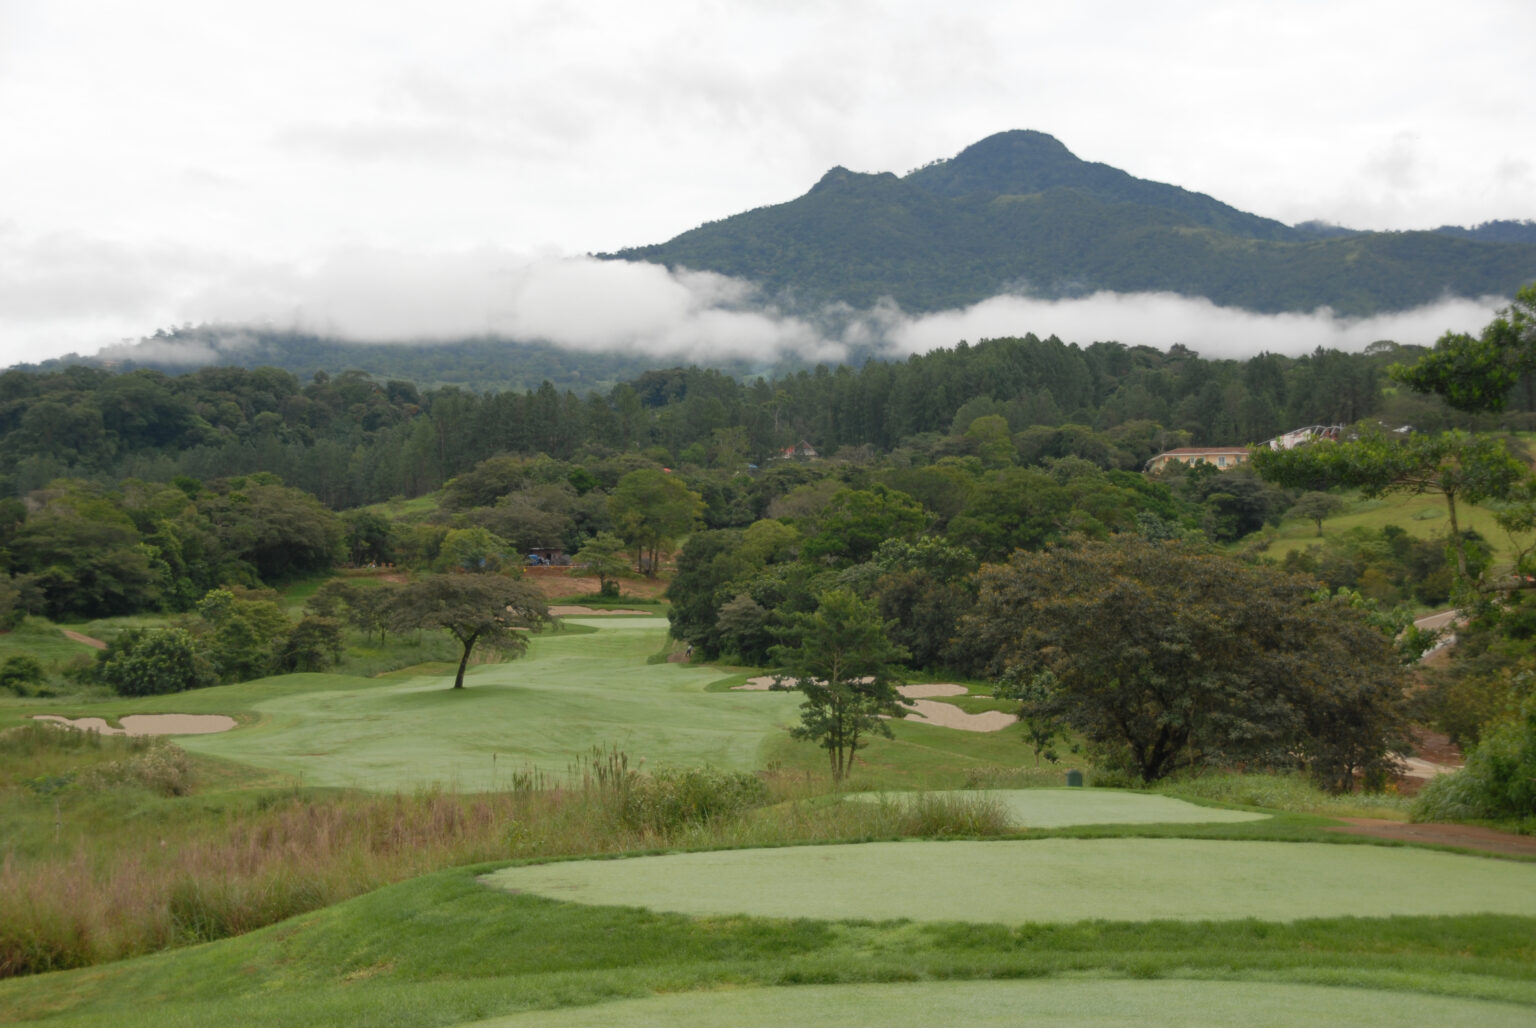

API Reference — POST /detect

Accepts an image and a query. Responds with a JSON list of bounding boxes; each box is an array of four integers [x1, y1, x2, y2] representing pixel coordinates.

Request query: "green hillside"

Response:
[[614, 130, 1536, 315]]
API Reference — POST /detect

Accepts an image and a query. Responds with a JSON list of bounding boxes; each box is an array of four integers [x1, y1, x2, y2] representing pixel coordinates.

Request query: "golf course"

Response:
[[3, 615, 1535, 1027]]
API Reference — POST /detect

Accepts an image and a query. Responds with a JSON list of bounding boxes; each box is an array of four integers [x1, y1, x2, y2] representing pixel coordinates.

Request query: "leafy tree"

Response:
[[390, 574, 550, 689], [343, 510, 396, 565], [772, 588, 909, 781], [963, 538, 1409, 789], [572, 531, 629, 597], [608, 469, 704, 575], [800, 485, 927, 566], [1289, 491, 1345, 536], [273, 615, 345, 673], [99, 628, 216, 697], [1389, 284, 1536, 413], [435, 526, 514, 574]]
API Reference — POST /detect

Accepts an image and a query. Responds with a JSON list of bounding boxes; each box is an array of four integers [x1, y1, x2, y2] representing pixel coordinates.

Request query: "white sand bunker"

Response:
[[548, 605, 652, 616], [732, 678, 1017, 731], [33, 713, 237, 736]]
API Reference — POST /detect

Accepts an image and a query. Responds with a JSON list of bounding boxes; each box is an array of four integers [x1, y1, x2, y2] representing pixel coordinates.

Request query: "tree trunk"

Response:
[[453, 631, 480, 689]]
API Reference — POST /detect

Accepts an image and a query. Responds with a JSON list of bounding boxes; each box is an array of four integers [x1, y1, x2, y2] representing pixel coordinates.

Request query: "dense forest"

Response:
[[2, 331, 1507, 509]]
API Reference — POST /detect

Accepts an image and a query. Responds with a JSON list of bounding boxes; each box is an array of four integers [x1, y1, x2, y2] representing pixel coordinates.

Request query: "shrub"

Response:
[[1413, 702, 1536, 825]]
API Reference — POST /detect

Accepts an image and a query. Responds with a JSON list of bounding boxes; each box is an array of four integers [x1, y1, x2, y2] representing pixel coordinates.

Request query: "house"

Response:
[[778, 440, 819, 460], [1143, 447, 1251, 473]]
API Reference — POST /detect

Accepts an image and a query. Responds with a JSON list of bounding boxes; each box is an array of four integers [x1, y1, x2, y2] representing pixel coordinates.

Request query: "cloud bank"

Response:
[[0, 231, 1507, 372]]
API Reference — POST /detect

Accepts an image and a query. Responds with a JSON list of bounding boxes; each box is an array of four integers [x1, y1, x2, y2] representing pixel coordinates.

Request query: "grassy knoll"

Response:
[[1257, 492, 1513, 566], [170, 618, 799, 790]]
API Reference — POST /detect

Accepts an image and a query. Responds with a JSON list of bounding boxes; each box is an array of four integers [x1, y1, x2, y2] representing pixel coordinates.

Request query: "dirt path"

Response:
[[61, 630, 107, 649], [1324, 818, 1536, 858]]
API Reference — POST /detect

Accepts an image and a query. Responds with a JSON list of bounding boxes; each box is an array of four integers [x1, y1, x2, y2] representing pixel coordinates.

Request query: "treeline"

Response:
[[7, 333, 1514, 511]]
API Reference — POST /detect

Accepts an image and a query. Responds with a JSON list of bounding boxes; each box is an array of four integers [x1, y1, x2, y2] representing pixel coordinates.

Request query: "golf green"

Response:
[[845, 789, 1271, 827], [484, 838, 1536, 923], [176, 618, 799, 789], [464, 979, 1536, 1027]]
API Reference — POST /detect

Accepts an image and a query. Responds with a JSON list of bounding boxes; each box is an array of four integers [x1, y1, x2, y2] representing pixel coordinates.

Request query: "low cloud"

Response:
[[0, 232, 1508, 371]]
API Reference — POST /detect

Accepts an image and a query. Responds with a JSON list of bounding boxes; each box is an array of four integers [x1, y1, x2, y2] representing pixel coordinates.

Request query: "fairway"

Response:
[[846, 789, 1271, 827], [175, 618, 800, 789], [484, 839, 1536, 922], [466, 979, 1536, 1027]]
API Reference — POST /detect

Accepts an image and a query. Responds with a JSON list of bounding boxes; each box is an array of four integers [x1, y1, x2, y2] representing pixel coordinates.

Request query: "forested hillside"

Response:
[[0, 334, 1466, 507], [614, 130, 1536, 315]]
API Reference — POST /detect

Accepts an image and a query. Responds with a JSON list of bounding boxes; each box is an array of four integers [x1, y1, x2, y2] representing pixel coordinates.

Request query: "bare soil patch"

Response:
[[521, 565, 670, 601], [33, 713, 238, 736], [1324, 818, 1536, 858], [61, 629, 107, 650]]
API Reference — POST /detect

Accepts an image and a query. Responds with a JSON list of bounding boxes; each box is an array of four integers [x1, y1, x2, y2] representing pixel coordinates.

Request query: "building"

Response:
[[1143, 447, 1251, 473]]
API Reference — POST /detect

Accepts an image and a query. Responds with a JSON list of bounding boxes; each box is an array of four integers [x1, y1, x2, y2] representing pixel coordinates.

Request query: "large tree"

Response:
[[390, 574, 551, 689], [963, 537, 1409, 789], [772, 588, 908, 781], [608, 469, 704, 576]]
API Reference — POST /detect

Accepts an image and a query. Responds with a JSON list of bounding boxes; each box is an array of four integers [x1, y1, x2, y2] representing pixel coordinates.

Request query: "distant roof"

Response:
[[1154, 447, 1249, 456]]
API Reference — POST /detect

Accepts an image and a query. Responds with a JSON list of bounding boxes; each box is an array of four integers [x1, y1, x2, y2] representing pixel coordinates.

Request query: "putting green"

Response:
[[484, 839, 1536, 923], [464, 979, 1536, 1027], [846, 789, 1270, 827], [176, 618, 799, 790]]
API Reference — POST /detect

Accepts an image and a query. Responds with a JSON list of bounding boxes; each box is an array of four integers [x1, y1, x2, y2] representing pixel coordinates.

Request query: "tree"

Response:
[[572, 531, 629, 597], [99, 628, 216, 697], [273, 615, 345, 673], [1289, 491, 1345, 536], [390, 574, 550, 689], [772, 588, 908, 781], [963, 537, 1409, 789], [1389, 283, 1536, 413], [608, 469, 704, 575]]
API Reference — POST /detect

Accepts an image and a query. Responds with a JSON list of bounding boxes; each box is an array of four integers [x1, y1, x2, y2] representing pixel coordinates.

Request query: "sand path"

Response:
[[60, 630, 107, 650]]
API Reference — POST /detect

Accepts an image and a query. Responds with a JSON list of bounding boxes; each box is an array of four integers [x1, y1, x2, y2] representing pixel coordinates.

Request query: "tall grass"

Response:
[[0, 737, 1019, 979]]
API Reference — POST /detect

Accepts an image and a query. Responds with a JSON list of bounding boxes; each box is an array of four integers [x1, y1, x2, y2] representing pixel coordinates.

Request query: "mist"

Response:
[[10, 244, 1508, 371]]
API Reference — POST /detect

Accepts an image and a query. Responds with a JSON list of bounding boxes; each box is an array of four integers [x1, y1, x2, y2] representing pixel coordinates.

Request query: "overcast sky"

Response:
[[3, 0, 1533, 369]]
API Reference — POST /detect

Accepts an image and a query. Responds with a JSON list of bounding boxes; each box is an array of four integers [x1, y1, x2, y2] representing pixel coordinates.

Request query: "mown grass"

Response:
[[1255, 491, 1517, 568]]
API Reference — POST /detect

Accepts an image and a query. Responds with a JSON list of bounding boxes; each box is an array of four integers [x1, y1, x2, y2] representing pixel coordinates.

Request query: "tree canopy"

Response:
[[389, 574, 551, 689], [963, 538, 1409, 789]]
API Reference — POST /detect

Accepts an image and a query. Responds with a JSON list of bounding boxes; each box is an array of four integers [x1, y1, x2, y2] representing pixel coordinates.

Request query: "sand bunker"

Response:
[[33, 714, 237, 736], [899, 699, 1016, 731], [548, 605, 652, 616], [898, 683, 967, 698], [731, 679, 1016, 731]]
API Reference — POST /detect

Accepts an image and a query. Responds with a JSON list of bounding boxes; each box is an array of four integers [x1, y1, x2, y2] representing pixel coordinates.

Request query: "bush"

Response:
[[79, 741, 194, 797], [1413, 702, 1536, 825], [0, 655, 45, 696]]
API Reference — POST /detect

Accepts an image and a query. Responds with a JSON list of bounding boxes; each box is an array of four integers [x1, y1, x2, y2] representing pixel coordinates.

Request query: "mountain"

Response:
[[611, 130, 1536, 316]]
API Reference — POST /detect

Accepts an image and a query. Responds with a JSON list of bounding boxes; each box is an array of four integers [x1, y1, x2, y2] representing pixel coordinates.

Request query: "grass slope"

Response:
[[173, 618, 800, 790], [5, 862, 1534, 1026]]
